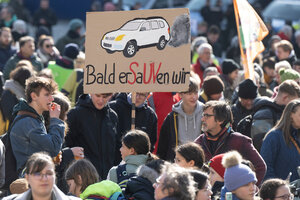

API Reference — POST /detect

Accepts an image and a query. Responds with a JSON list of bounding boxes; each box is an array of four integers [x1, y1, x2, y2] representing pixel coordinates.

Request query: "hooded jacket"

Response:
[[65, 94, 121, 179], [125, 164, 160, 200], [109, 93, 157, 150], [156, 100, 203, 161], [107, 154, 148, 183], [10, 99, 65, 171]]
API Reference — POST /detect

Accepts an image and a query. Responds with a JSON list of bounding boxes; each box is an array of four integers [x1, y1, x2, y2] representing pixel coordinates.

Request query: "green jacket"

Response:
[[80, 180, 122, 199], [3, 52, 43, 80], [48, 61, 73, 90]]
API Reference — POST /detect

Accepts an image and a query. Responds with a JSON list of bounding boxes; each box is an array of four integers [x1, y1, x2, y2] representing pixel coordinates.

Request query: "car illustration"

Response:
[[101, 17, 170, 57]]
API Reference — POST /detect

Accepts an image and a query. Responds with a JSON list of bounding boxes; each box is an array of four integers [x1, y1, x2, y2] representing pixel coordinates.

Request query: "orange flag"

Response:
[[233, 0, 269, 80]]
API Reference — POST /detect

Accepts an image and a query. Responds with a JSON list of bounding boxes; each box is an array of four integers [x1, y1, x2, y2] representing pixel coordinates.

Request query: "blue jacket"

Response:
[[10, 99, 65, 171], [261, 128, 300, 182]]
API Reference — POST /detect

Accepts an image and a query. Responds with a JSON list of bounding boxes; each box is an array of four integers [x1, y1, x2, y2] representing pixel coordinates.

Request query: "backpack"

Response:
[[0, 113, 37, 190], [236, 104, 278, 138], [86, 192, 127, 200], [116, 164, 136, 191]]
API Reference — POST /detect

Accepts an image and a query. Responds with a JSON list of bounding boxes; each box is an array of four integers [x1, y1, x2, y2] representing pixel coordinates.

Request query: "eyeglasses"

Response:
[[31, 171, 54, 180], [45, 44, 54, 48], [202, 113, 214, 118], [274, 194, 293, 200]]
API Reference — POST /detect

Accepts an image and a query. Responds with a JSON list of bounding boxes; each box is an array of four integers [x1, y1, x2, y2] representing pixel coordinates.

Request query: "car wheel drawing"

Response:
[[157, 36, 167, 50], [123, 40, 137, 57]]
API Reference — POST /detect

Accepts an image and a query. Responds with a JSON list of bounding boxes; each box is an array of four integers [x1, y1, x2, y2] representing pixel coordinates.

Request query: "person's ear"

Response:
[[187, 160, 195, 167], [77, 175, 82, 185], [25, 174, 29, 181], [30, 92, 37, 101], [129, 147, 136, 155]]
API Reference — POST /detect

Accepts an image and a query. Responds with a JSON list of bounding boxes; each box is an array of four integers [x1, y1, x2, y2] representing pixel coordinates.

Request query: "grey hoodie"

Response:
[[172, 100, 203, 145]]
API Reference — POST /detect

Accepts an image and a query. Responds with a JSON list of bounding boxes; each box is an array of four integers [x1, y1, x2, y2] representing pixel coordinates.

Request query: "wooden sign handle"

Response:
[[131, 92, 136, 130]]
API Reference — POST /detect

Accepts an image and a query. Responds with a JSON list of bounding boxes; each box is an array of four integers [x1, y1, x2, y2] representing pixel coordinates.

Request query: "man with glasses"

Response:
[[65, 93, 121, 180], [194, 100, 266, 185], [109, 92, 157, 151], [157, 77, 203, 161]]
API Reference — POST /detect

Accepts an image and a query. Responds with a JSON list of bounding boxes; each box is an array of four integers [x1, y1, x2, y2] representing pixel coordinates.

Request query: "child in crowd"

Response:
[[174, 142, 205, 170], [65, 159, 100, 197], [220, 151, 258, 200], [107, 129, 154, 190], [260, 178, 293, 200]]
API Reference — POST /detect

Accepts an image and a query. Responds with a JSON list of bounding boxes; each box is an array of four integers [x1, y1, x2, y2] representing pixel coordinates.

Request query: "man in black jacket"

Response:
[[65, 93, 121, 179]]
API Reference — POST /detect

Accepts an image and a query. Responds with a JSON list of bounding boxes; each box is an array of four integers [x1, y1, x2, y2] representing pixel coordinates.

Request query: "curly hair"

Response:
[[160, 164, 196, 200]]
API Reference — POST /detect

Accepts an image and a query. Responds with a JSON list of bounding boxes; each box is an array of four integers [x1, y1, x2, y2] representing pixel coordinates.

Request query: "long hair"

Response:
[[266, 99, 300, 146]]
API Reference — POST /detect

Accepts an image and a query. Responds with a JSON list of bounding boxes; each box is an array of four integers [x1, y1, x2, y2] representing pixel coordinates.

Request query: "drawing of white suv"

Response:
[[101, 17, 170, 57]]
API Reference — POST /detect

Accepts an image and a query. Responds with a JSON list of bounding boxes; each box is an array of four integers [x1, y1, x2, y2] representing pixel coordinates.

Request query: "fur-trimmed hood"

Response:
[[136, 164, 160, 184]]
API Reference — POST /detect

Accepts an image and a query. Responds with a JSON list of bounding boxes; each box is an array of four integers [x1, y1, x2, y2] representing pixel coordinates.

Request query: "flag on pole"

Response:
[[233, 0, 269, 80]]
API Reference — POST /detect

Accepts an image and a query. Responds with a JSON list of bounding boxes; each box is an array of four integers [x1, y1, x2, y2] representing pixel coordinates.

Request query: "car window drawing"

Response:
[[101, 17, 170, 58]]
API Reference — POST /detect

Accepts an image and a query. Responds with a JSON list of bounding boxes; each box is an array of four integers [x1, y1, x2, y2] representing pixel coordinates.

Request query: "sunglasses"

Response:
[[45, 44, 54, 48]]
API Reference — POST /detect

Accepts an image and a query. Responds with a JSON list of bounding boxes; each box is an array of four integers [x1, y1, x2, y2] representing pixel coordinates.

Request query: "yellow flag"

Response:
[[233, 0, 269, 80]]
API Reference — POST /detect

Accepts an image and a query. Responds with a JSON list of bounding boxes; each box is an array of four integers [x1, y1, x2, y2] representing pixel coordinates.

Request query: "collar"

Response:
[[205, 123, 231, 141]]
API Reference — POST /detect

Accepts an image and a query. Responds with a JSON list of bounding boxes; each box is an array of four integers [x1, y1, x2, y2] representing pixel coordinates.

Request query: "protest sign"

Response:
[[84, 8, 191, 93]]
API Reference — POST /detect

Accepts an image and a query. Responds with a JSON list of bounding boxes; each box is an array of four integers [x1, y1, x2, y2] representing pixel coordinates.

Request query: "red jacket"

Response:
[[191, 58, 222, 86], [194, 129, 266, 185]]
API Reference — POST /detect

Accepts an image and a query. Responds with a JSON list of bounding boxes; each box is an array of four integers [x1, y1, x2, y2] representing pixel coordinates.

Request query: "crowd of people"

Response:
[[0, 0, 298, 200]]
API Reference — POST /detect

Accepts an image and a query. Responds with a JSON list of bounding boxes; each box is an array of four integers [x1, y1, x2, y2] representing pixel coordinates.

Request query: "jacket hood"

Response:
[[116, 93, 148, 110], [253, 96, 284, 112], [172, 100, 203, 131], [3, 80, 25, 99], [136, 164, 160, 184], [12, 99, 42, 120], [76, 94, 109, 112]]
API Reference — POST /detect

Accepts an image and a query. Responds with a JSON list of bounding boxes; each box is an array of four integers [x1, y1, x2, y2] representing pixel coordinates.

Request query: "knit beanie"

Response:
[[222, 59, 240, 75], [202, 75, 224, 97], [63, 43, 80, 60], [69, 19, 84, 31], [279, 68, 300, 83], [208, 154, 225, 178], [222, 151, 257, 192], [238, 79, 257, 99]]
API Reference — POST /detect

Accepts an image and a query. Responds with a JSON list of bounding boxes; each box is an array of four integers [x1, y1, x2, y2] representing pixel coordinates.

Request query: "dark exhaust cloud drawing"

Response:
[[168, 14, 190, 47]]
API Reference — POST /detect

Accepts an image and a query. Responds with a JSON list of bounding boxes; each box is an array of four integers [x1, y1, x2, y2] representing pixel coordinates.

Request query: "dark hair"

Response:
[[25, 77, 57, 103], [262, 57, 276, 70], [122, 129, 151, 155], [189, 170, 209, 190], [208, 25, 220, 35], [203, 101, 233, 127], [10, 66, 35, 87], [65, 159, 100, 193], [176, 142, 205, 169], [25, 152, 54, 174], [260, 178, 288, 200]]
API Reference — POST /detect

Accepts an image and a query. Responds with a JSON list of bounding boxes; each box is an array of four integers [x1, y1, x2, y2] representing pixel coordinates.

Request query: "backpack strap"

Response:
[[116, 164, 128, 183], [109, 192, 123, 200]]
